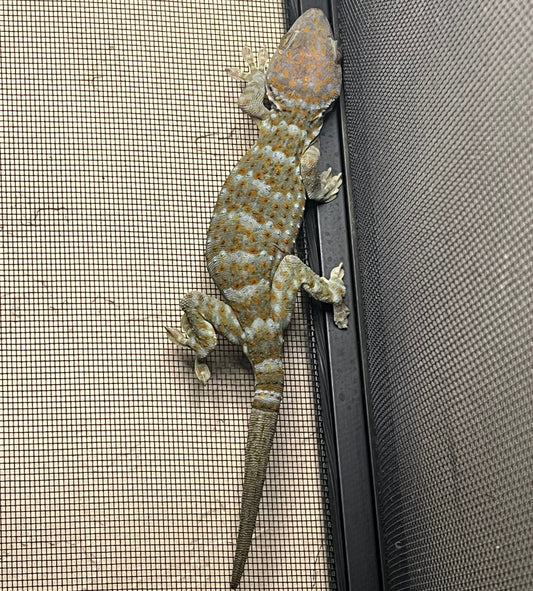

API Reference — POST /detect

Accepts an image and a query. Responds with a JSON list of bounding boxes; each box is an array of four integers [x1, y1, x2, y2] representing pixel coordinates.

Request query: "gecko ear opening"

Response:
[[331, 38, 342, 63]]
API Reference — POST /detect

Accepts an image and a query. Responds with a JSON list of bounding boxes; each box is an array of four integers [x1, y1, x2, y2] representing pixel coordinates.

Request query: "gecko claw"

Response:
[[330, 262, 344, 282]]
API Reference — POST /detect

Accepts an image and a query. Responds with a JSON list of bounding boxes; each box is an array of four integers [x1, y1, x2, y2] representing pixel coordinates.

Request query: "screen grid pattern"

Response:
[[1, 2, 335, 589], [339, 0, 532, 590]]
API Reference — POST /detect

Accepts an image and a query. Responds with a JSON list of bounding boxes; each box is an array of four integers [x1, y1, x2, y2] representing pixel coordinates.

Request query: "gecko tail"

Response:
[[230, 402, 279, 589]]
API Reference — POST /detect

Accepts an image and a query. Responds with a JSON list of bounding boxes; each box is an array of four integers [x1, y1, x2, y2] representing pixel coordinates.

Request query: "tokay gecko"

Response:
[[167, 8, 348, 588]]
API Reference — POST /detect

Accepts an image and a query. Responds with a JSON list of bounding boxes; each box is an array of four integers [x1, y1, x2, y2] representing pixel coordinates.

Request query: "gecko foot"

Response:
[[165, 313, 195, 347], [166, 316, 212, 383], [165, 325, 187, 347], [227, 46, 269, 82], [333, 302, 350, 329], [316, 168, 343, 203], [194, 356, 211, 384], [330, 263, 349, 329]]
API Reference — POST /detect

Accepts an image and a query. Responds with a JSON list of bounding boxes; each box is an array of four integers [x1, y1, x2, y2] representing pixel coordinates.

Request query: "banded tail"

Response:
[[231, 359, 283, 589]]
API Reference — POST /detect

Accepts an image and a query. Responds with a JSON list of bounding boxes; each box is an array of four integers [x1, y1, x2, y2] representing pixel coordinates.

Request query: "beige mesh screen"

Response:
[[1, 2, 335, 588]]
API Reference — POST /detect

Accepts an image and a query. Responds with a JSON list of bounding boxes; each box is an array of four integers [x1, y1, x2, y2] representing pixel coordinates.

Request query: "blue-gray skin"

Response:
[[166, 8, 348, 588]]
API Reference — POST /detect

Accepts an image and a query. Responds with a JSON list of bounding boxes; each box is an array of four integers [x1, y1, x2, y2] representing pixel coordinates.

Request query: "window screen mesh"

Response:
[[1, 2, 336, 589], [339, 0, 531, 589]]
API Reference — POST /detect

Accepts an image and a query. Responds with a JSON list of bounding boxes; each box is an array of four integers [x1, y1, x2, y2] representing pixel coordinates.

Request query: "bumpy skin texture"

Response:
[[167, 9, 348, 588]]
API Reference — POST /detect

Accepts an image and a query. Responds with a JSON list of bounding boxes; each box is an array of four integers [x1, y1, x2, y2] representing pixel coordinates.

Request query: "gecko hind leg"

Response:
[[166, 292, 244, 384], [271, 255, 349, 330]]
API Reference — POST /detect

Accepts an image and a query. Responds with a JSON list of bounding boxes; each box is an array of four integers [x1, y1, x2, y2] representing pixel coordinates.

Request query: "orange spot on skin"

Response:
[[273, 162, 284, 176], [230, 236, 242, 250]]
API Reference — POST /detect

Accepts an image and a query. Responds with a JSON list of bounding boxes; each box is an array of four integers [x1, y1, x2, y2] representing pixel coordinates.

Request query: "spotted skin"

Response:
[[166, 9, 348, 588]]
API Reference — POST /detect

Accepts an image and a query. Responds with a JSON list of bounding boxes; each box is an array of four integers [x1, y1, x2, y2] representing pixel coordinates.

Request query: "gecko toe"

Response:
[[333, 302, 350, 329]]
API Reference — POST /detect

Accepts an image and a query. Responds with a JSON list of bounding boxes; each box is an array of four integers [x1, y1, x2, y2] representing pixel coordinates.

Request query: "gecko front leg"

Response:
[[166, 292, 244, 383], [227, 46, 270, 124]]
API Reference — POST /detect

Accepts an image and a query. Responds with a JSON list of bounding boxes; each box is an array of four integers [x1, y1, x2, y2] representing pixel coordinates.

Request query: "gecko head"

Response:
[[266, 8, 342, 117]]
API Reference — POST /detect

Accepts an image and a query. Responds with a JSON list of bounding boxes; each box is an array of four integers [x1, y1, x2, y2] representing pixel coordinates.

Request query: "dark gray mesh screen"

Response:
[[339, 0, 532, 589]]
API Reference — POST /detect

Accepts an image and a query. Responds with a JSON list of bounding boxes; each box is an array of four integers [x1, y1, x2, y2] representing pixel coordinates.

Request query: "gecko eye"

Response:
[[278, 30, 296, 51]]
